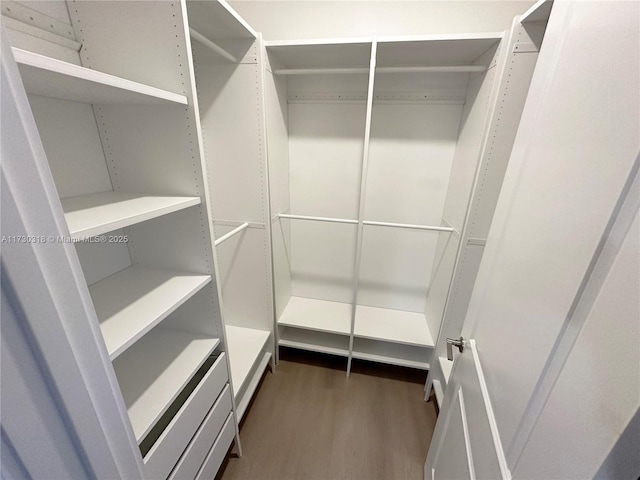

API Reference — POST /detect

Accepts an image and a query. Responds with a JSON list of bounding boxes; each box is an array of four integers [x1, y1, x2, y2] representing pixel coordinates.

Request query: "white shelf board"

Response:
[[278, 327, 349, 357], [520, 0, 553, 23], [12, 48, 187, 105], [113, 329, 219, 442], [186, 0, 257, 42], [90, 266, 211, 359], [265, 39, 372, 70], [277, 296, 352, 335], [352, 347, 429, 370], [236, 352, 272, 421], [61, 192, 201, 238], [225, 325, 270, 397], [376, 33, 503, 68], [354, 305, 434, 347], [438, 356, 454, 385]]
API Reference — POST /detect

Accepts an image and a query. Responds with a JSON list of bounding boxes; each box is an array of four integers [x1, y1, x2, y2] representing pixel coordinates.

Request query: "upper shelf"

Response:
[[61, 192, 201, 238], [520, 0, 553, 23], [266, 33, 502, 74], [376, 33, 503, 68], [266, 38, 373, 71], [12, 48, 188, 105]]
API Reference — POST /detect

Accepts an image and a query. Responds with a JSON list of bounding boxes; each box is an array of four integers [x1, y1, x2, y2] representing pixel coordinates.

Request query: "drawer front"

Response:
[[195, 414, 235, 480], [144, 353, 228, 480], [169, 385, 233, 480]]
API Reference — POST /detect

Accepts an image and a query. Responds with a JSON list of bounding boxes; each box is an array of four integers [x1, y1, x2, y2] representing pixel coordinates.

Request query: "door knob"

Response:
[[446, 336, 464, 361]]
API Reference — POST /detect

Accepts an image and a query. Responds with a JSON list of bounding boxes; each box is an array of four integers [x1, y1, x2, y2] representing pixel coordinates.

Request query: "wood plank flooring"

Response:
[[219, 348, 438, 480]]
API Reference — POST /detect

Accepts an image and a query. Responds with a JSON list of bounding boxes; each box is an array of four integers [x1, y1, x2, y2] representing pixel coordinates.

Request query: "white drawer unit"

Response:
[[195, 414, 236, 480], [144, 353, 229, 480], [169, 386, 233, 480]]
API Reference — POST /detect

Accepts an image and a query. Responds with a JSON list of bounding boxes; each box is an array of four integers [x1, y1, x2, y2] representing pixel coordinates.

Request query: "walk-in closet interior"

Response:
[[265, 17, 547, 391], [2, 0, 579, 478]]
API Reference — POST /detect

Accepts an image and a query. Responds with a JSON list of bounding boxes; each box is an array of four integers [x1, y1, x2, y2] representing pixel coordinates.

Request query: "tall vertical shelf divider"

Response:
[[265, 33, 521, 374], [185, 0, 275, 423], [2, 0, 267, 477]]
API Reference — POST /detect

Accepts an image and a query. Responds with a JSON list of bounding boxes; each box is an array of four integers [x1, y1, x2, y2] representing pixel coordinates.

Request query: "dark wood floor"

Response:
[[219, 348, 438, 480]]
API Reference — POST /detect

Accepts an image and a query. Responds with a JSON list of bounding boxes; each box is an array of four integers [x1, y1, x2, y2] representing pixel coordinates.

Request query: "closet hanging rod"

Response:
[[363, 220, 454, 232], [279, 214, 358, 225], [214, 222, 249, 246], [377, 65, 486, 73], [274, 68, 369, 75], [273, 65, 486, 75], [189, 28, 237, 63]]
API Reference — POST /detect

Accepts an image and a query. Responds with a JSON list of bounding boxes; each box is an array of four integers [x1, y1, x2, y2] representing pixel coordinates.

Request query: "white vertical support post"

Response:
[[257, 32, 279, 372], [346, 37, 377, 376], [179, 0, 244, 458]]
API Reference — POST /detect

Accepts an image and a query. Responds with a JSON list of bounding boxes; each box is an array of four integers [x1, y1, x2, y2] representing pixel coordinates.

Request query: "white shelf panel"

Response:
[[236, 352, 272, 421], [439, 356, 454, 385], [266, 39, 372, 70], [352, 337, 430, 370], [376, 34, 503, 68], [61, 192, 201, 238], [354, 305, 434, 347], [225, 325, 270, 397], [277, 296, 352, 335], [13, 48, 187, 105], [90, 266, 211, 359], [113, 329, 219, 442], [279, 327, 349, 357]]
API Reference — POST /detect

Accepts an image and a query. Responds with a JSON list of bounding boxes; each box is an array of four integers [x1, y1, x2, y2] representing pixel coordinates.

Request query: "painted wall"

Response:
[[228, 1, 536, 40]]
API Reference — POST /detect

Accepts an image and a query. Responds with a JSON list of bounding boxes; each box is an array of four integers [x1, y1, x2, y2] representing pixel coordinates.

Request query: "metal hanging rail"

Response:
[[214, 222, 249, 246], [189, 28, 237, 63], [278, 214, 358, 225], [377, 65, 486, 73], [273, 65, 485, 76], [274, 67, 369, 75], [362, 220, 454, 232]]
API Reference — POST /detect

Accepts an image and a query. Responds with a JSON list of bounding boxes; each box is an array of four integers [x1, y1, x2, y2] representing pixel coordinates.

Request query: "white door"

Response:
[[425, 1, 640, 479]]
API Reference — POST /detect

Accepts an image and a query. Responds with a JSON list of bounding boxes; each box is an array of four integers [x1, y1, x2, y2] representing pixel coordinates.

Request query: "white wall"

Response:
[[228, 1, 535, 40]]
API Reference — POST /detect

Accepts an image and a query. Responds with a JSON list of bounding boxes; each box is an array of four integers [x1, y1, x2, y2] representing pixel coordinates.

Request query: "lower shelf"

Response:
[[279, 327, 349, 357], [352, 337, 430, 370], [355, 304, 434, 347], [225, 325, 270, 398], [113, 328, 220, 442], [277, 327, 430, 370]]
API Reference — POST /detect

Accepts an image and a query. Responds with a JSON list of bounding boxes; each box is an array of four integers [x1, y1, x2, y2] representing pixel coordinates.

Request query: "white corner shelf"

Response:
[[354, 304, 434, 347], [12, 48, 188, 105], [279, 327, 349, 357], [89, 266, 211, 359], [439, 356, 454, 386], [112, 329, 219, 442], [61, 192, 201, 238], [277, 296, 352, 335], [225, 325, 270, 397], [352, 337, 430, 370]]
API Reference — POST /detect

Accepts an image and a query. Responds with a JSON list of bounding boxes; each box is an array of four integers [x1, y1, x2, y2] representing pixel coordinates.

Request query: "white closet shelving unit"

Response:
[[185, 0, 275, 422], [2, 0, 259, 477], [425, 5, 552, 406], [265, 32, 523, 374]]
